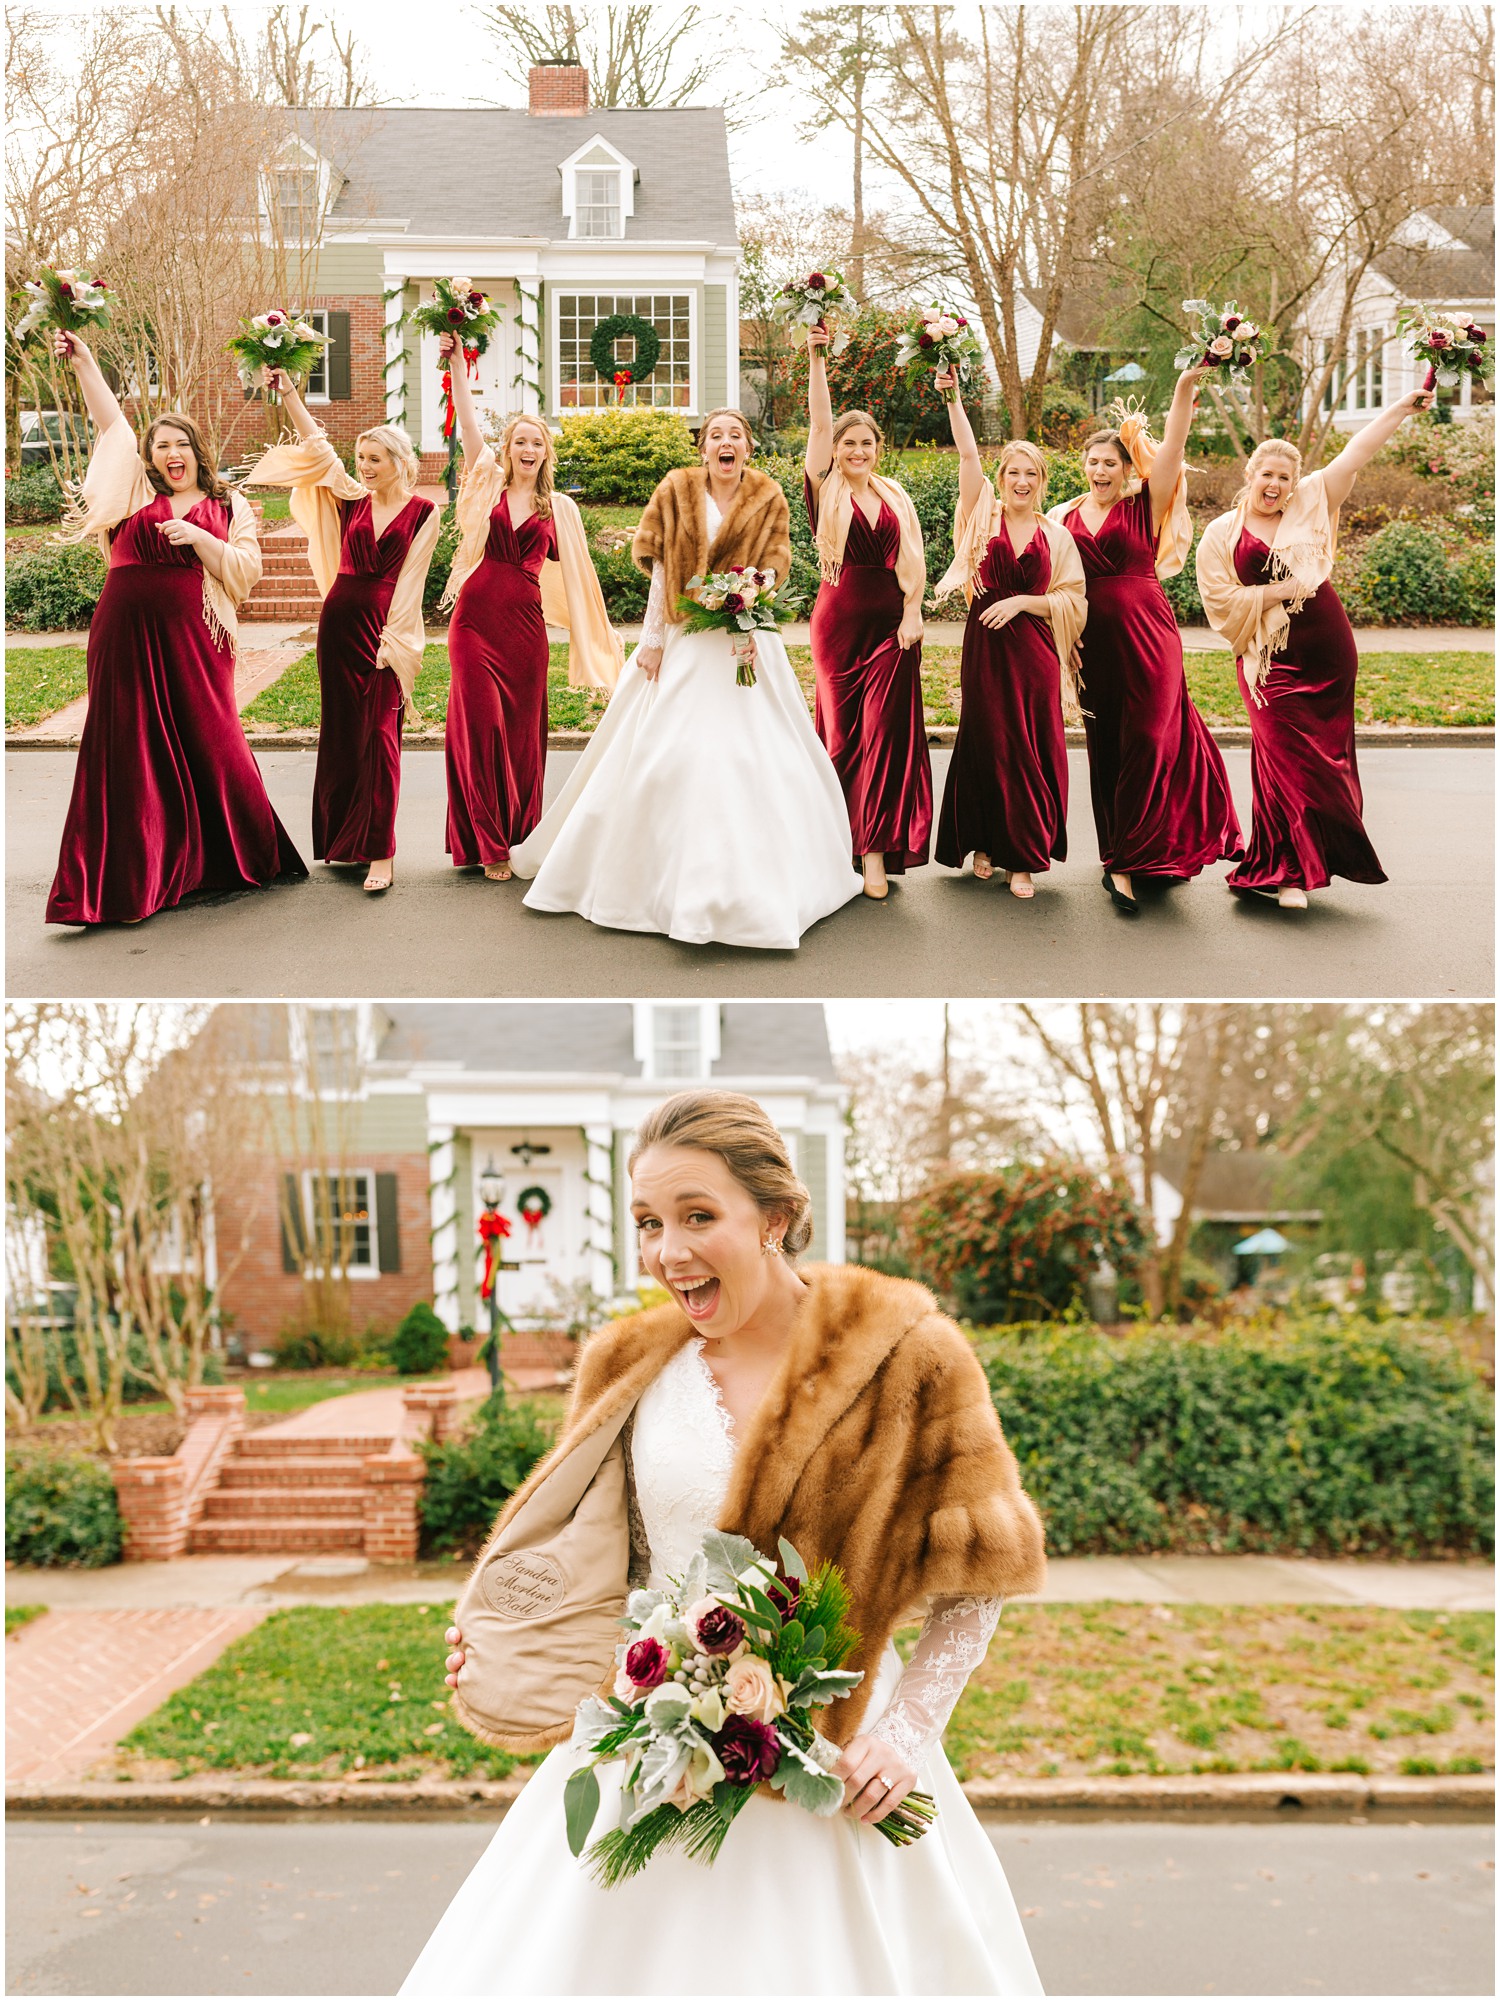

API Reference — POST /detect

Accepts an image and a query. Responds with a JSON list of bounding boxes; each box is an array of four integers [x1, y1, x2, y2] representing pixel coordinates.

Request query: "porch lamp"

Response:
[[476, 1157, 513, 1405]]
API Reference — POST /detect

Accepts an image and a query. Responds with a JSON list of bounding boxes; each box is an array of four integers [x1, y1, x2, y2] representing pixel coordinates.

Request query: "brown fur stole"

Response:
[[631, 465, 793, 623]]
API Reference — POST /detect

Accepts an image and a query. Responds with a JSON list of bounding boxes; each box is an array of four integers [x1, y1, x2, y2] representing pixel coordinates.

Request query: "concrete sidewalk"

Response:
[[9, 1553, 1493, 1614]]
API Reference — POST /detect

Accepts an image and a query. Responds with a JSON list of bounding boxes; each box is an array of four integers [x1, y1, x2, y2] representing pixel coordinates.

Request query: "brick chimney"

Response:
[[529, 61, 589, 116]]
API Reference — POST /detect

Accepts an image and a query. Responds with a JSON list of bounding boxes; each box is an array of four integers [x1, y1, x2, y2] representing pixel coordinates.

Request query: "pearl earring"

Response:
[[761, 1236, 782, 1257]]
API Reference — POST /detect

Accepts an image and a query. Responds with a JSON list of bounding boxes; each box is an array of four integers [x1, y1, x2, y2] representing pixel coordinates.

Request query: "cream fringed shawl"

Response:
[[811, 466, 926, 613], [58, 417, 262, 655], [1195, 470, 1337, 703], [441, 444, 623, 692], [242, 431, 441, 707], [934, 479, 1089, 722], [1048, 403, 1194, 583]]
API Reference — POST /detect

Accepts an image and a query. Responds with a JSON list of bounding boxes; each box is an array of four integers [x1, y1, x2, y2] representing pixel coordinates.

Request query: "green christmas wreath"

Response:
[[516, 1185, 554, 1226], [590, 313, 661, 387]]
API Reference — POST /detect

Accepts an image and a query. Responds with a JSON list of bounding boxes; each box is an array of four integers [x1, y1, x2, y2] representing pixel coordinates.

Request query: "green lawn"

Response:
[[4, 644, 89, 728], [240, 643, 611, 735], [118, 1600, 1492, 1784], [6, 1604, 47, 1638], [240, 1375, 388, 1415]]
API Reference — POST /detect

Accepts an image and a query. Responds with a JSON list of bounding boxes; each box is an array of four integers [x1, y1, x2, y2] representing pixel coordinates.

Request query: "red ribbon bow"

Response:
[[478, 1208, 511, 1301]]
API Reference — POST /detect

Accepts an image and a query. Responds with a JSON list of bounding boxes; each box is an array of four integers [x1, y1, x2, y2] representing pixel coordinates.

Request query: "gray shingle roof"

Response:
[[374, 1002, 835, 1081], [1372, 206, 1495, 302], [301, 106, 736, 244]]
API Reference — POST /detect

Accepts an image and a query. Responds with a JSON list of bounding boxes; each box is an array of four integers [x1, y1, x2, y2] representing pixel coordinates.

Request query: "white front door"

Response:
[[417, 281, 516, 454]]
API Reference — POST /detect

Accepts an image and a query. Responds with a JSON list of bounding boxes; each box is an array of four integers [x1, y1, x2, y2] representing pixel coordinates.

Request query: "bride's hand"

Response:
[[836, 1734, 917, 1824], [444, 1624, 466, 1689], [733, 633, 758, 669], [636, 644, 663, 681]]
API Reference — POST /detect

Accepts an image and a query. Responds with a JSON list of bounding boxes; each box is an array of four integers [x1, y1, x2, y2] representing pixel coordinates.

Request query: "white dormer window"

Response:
[[634, 1003, 721, 1081], [559, 134, 636, 240], [258, 135, 339, 246]]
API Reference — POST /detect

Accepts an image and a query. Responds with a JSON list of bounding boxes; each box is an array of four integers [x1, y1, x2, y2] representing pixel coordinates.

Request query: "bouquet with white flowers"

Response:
[[227, 309, 330, 393], [896, 304, 984, 403], [564, 1532, 936, 1885], [13, 267, 114, 349], [1175, 300, 1264, 373], [676, 567, 803, 686], [408, 277, 502, 439], [1396, 302, 1493, 394], [772, 268, 860, 354]]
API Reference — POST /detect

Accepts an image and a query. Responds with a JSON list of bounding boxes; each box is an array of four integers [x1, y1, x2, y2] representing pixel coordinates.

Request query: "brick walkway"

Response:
[[6, 1607, 266, 1785]]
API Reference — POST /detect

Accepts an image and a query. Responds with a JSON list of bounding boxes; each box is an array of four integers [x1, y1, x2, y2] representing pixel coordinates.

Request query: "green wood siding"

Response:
[[703, 284, 727, 410], [308, 241, 385, 294], [263, 1092, 427, 1155], [801, 1132, 828, 1262]]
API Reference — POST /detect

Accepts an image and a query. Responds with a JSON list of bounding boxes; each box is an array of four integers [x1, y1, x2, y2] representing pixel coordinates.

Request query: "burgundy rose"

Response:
[[693, 1604, 745, 1655], [808, 272, 826, 288], [767, 1574, 801, 1622], [723, 592, 745, 613], [447, 305, 467, 326], [58, 282, 73, 298], [624, 1637, 669, 1689], [1471, 326, 1488, 344], [1236, 349, 1252, 368], [918, 332, 934, 350], [468, 291, 485, 308], [956, 317, 968, 328], [1428, 329, 1452, 349], [714, 1713, 782, 1786], [1221, 313, 1241, 331]]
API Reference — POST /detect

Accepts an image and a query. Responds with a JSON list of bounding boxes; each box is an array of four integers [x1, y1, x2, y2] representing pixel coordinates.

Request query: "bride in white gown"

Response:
[[510, 411, 863, 951], [401, 1091, 1045, 1997]]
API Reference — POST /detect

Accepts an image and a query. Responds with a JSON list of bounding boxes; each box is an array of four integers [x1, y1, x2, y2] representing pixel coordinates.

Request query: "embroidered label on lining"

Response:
[[482, 1550, 566, 1620]]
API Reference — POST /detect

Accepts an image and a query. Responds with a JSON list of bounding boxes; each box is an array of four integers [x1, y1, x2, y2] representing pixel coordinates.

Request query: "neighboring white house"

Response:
[[1302, 205, 1495, 430]]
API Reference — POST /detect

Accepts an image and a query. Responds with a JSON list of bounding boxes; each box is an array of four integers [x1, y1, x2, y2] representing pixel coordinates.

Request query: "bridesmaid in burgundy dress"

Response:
[[1050, 367, 1241, 915], [803, 323, 931, 899], [45, 334, 305, 927], [250, 371, 440, 893], [1195, 390, 1432, 907], [931, 384, 1087, 897]]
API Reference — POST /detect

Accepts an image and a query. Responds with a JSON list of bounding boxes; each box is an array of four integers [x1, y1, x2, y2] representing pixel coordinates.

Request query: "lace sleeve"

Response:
[[869, 1595, 1003, 1766], [640, 560, 668, 650]]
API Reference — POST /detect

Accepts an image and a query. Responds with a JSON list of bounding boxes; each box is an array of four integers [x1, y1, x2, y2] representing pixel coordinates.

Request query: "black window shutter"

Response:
[[326, 311, 352, 401], [280, 1173, 306, 1273], [376, 1171, 401, 1273]]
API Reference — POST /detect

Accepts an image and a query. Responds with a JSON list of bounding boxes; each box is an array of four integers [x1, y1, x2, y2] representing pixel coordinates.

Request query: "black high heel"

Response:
[[1101, 870, 1139, 916]]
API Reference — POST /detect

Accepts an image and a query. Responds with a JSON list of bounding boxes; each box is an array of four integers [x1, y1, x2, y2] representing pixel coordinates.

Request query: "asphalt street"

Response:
[[6, 745, 1492, 999], [6, 1816, 1494, 1995]]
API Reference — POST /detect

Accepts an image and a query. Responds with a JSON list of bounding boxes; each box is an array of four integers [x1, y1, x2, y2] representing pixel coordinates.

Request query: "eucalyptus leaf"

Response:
[[775, 1760, 846, 1817], [564, 1766, 601, 1857], [777, 1537, 809, 1583]]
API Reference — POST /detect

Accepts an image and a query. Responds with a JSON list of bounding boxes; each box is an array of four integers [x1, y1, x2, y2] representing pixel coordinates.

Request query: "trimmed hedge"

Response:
[[5, 1450, 123, 1568], [554, 408, 700, 504], [1355, 521, 1495, 625], [981, 1320, 1495, 1559], [390, 1301, 449, 1376], [7, 465, 67, 523], [418, 1399, 555, 1555], [5, 542, 105, 630]]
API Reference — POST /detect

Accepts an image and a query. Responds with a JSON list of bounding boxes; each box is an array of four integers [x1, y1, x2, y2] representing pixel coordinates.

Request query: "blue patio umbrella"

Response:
[[1103, 362, 1147, 383], [1233, 1227, 1291, 1256]]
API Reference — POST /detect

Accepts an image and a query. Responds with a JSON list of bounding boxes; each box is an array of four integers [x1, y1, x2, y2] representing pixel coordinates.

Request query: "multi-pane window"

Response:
[[302, 308, 329, 400], [651, 1005, 704, 1080], [302, 1004, 360, 1093], [1353, 328, 1368, 410], [1369, 325, 1384, 408], [303, 1171, 376, 1273], [276, 167, 320, 240], [557, 293, 692, 410], [576, 170, 622, 238]]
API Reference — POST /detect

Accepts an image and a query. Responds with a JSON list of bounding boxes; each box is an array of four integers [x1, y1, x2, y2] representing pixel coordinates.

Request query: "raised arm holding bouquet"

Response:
[[930, 368, 1086, 901], [803, 321, 932, 900], [772, 267, 860, 354], [402, 1089, 1047, 1996], [1396, 303, 1493, 397], [13, 266, 114, 350], [43, 333, 305, 928], [1194, 383, 1433, 910], [896, 304, 984, 403], [227, 309, 330, 397], [435, 329, 621, 883]]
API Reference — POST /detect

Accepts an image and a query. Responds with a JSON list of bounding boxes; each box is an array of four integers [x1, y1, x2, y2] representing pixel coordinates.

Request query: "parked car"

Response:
[[18, 409, 93, 469]]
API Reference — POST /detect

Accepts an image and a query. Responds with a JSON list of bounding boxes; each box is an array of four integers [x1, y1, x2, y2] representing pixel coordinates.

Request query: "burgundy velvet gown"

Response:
[[805, 476, 932, 872], [445, 503, 558, 868], [314, 492, 433, 864], [1067, 489, 1242, 880], [1227, 529, 1385, 891], [935, 521, 1068, 874], [46, 493, 307, 926]]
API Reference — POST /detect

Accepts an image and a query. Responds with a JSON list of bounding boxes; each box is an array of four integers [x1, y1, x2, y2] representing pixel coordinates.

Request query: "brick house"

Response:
[[264, 62, 739, 479], [211, 1001, 847, 1353]]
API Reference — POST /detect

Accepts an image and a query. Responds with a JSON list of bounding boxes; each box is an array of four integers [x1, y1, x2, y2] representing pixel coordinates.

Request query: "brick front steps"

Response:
[[190, 1433, 387, 1553], [243, 523, 320, 624]]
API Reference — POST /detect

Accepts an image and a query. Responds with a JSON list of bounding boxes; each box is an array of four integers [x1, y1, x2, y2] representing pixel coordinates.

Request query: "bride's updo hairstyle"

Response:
[[629, 1090, 814, 1258], [697, 408, 757, 456]]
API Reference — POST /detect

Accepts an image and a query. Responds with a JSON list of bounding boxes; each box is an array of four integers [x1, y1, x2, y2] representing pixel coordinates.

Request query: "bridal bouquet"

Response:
[[676, 568, 803, 687], [227, 309, 330, 392], [13, 267, 114, 349], [896, 304, 984, 403], [408, 277, 501, 437], [1396, 302, 1493, 394], [1175, 300, 1264, 373], [773, 268, 860, 354], [563, 1532, 937, 1885]]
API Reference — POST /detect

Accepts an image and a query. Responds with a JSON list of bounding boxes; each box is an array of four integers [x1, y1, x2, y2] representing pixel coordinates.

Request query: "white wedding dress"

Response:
[[400, 1339, 1043, 1997], [510, 499, 863, 950]]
